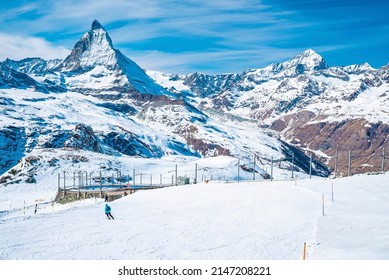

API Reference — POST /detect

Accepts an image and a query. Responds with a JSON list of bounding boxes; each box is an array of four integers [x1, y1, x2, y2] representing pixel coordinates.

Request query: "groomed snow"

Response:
[[1, 170, 388, 260]]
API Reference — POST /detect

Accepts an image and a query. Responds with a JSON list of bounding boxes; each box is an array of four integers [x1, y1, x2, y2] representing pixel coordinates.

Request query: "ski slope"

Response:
[[0, 172, 388, 260]]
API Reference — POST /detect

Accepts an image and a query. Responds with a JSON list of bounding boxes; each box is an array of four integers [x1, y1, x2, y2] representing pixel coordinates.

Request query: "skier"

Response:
[[104, 194, 108, 202], [104, 203, 114, 220], [34, 204, 38, 214]]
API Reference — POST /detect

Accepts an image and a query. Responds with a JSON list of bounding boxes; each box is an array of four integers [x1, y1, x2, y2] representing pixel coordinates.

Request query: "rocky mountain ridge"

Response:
[[1, 20, 387, 183], [148, 51, 388, 175]]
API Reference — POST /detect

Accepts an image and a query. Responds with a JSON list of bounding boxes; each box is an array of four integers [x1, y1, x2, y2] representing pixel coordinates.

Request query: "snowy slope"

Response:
[[1, 168, 388, 260], [2, 81, 329, 184]]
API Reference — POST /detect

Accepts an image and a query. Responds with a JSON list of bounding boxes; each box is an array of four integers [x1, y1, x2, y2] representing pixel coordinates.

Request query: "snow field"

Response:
[[1, 172, 388, 260]]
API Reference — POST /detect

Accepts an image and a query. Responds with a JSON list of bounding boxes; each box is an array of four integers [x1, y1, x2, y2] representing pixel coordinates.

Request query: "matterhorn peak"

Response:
[[91, 19, 104, 30], [53, 20, 173, 96], [56, 19, 116, 73]]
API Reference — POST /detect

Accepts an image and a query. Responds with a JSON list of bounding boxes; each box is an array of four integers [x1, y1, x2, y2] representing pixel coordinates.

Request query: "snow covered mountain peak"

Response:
[[91, 19, 104, 30], [51, 20, 173, 96], [281, 49, 328, 74], [342, 62, 375, 74], [57, 20, 115, 73]]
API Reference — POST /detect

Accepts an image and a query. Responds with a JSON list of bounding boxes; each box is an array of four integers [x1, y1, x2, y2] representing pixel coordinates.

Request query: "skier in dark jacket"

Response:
[[105, 204, 114, 219]]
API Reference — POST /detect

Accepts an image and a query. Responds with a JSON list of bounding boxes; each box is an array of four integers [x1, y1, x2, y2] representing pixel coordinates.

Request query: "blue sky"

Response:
[[0, 0, 387, 74]]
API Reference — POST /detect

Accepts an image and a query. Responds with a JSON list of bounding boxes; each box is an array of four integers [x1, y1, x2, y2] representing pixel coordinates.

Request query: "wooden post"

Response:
[[270, 157, 273, 181], [303, 243, 307, 260], [309, 154, 312, 179], [382, 146, 386, 172]]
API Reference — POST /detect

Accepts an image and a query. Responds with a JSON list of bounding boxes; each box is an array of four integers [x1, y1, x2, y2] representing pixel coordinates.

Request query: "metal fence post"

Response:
[[195, 163, 198, 184], [334, 148, 338, 178], [99, 171, 102, 195], [133, 169, 135, 187], [253, 155, 256, 181], [175, 164, 178, 186], [58, 173, 60, 191], [348, 150, 352, 176], [237, 159, 240, 183]]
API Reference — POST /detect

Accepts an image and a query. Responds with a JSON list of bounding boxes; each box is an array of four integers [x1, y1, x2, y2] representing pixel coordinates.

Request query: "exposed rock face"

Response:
[[0, 126, 26, 175], [176, 125, 231, 157], [101, 130, 159, 158], [0, 64, 47, 91], [184, 72, 240, 98], [64, 124, 107, 154], [272, 115, 389, 175]]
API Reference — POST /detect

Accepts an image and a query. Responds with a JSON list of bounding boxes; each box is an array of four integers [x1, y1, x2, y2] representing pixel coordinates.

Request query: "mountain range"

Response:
[[1, 20, 388, 184]]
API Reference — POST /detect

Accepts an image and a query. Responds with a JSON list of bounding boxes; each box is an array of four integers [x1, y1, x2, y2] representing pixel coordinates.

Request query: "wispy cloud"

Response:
[[0, 33, 69, 61], [126, 48, 301, 74]]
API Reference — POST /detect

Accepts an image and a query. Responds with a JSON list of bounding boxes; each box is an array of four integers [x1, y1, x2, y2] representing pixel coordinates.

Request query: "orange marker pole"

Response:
[[303, 242, 307, 260]]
